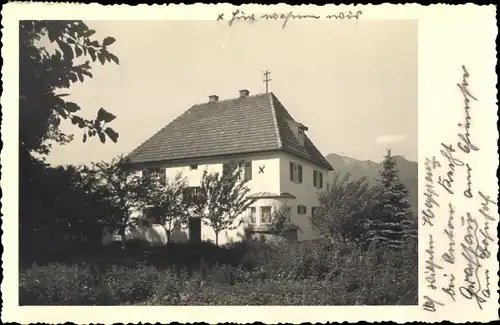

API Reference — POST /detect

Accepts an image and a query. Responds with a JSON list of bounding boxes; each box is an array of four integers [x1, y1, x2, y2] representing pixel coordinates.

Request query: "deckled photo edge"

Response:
[[1, 3, 498, 324]]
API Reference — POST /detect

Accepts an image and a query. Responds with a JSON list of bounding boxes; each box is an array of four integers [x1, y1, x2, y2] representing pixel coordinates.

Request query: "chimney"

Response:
[[208, 95, 219, 102], [239, 89, 250, 98]]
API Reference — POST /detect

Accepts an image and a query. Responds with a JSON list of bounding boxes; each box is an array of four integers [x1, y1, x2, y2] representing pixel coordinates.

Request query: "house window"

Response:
[[142, 169, 150, 182], [298, 129, 305, 146], [243, 161, 252, 181], [311, 207, 321, 218], [184, 186, 201, 204], [150, 168, 160, 178], [248, 207, 257, 224], [191, 186, 201, 197], [236, 163, 245, 181], [289, 162, 303, 183], [297, 205, 307, 215], [223, 161, 252, 181], [143, 168, 166, 185], [190, 165, 198, 170], [285, 206, 292, 223], [313, 170, 323, 189], [260, 206, 272, 225]]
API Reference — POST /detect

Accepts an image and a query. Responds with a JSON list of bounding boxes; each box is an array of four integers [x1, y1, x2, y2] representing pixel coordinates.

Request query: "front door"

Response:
[[188, 217, 201, 244]]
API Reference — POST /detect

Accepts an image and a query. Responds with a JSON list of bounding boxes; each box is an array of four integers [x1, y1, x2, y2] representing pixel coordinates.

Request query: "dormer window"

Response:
[[298, 129, 305, 146], [285, 119, 308, 147]]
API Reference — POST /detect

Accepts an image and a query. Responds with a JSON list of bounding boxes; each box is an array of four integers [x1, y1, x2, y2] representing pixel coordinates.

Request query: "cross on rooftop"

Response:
[[263, 69, 271, 93]]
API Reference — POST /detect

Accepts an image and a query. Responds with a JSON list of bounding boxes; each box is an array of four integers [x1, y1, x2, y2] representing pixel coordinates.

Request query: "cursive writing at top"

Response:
[[456, 65, 479, 154], [217, 10, 363, 29]]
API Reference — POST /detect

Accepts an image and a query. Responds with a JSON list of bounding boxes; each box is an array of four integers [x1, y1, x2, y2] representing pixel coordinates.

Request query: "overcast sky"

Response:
[[46, 19, 417, 166]]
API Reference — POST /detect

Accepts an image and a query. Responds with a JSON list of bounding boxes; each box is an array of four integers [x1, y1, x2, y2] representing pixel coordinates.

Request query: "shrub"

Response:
[[20, 236, 418, 306], [19, 263, 106, 305], [103, 263, 159, 304], [147, 241, 247, 270]]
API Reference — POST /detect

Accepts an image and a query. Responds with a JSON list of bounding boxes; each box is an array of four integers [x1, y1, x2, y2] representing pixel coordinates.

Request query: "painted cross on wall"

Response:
[[258, 165, 265, 174]]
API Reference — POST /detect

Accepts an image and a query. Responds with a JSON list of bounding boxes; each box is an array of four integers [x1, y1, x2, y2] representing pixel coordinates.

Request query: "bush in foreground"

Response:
[[19, 262, 105, 305], [19, 239, 417, 306]]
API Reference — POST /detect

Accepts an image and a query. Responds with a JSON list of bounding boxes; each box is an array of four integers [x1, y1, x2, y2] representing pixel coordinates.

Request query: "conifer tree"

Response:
[[366, 149, 414, 248]]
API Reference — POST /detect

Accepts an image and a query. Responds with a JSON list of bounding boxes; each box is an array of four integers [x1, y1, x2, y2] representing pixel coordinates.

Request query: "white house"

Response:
[[124, 89, 333, 245]]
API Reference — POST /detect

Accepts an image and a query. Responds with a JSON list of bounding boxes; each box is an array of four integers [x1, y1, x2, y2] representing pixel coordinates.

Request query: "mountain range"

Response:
[[325, 153, 418, 212]]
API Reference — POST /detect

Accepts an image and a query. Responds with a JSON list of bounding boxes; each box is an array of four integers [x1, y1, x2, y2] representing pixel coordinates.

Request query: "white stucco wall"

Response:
[[278, 152, 330, 241], [132, 152, 281, 245], [125, 151, 329, 245]]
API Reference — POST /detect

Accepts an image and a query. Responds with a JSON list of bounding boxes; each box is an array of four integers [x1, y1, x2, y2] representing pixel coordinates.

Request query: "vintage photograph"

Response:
[[19, 18, 418, 306]]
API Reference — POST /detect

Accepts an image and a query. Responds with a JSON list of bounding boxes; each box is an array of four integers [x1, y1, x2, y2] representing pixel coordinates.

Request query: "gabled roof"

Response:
[[126, 92, 333, 170]]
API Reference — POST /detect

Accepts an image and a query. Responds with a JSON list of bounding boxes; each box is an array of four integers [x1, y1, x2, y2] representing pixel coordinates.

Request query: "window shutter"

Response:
[[313, 170, 317, 187], [183, 188, 190, 204], [142, 169, 150, 182], [319, 172, 323, 188], [298, 165, 303, 183], [289, 162, 294, 181], [159, 168, 166, 185], [244, 161, 252, 181], [192, 186, 201, 205]]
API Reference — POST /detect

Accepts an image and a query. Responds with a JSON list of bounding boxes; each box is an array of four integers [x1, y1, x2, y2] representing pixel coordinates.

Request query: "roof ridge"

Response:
[[191, 92, 271, 106], [269, 93, 283, 149], [125, 90, 333, 170]]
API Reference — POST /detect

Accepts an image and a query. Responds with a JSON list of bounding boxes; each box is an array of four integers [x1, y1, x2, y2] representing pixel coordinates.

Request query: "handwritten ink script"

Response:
[[421, 65, 497, 313], [216, 9, 363, 28]]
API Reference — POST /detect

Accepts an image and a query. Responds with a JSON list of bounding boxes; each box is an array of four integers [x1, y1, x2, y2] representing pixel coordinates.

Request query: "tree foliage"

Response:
[[82, 155, 149, 247], [264, 203, 299, 235], [145, 172, 191, 243], [194, 169, 255, 245], [365, 149, 416, 248], [19, 20, 120, 157], [19, 21, 121, 256], [19, 160, 99, 232], [18, 158, 115, 265], [311, 172, 377, 243]]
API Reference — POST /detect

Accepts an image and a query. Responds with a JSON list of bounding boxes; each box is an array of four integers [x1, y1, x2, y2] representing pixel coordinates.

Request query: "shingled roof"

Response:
[[126, 92, 333, 170]]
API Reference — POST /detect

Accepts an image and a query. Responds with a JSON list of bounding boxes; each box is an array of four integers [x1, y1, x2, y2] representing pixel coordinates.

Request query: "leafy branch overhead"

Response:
[[20, 20, 121, 155]]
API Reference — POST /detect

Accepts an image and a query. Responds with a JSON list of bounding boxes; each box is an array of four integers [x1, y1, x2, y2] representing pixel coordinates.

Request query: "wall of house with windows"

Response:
[[148, 152, 281, 195], [137, 152, 282, 245], [129, 151, 329, 244], [278, 152, 330, 241]]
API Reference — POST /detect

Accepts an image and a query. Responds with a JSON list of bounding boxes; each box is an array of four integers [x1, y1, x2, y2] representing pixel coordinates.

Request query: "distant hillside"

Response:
[[325, 153, 418, 212]]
